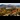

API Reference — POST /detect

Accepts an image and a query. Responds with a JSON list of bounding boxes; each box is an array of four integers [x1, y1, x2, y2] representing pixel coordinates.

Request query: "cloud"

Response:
[[0, 3, 20, 5]]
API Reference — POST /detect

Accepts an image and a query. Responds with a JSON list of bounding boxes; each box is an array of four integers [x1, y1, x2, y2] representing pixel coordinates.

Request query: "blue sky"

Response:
[[0, 3, 20, 5]]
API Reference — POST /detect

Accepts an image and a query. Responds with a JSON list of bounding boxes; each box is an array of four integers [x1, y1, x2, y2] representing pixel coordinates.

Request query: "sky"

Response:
[[0, 3, 20, 5]]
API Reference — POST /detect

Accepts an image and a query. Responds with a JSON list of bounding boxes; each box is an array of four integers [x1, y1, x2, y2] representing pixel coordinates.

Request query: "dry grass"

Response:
[[16, 7, 20, 12], [0, 7, 20, 16]]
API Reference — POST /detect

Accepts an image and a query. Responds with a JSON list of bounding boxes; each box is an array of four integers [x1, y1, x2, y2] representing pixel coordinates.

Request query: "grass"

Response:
[[0, 7, 20, 16]]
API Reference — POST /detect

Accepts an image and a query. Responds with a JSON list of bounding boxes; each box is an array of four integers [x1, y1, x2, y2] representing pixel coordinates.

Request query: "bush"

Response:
[[18, 12, 20, 15]]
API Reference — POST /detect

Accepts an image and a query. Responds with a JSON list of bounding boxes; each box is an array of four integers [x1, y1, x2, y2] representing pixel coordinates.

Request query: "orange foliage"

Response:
[[12, 10, 17, 13], [3, 9, 7, 13]]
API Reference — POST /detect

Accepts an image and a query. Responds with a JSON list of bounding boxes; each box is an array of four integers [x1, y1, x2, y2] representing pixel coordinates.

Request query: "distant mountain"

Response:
[[0, 4, 6, 8], [7, 5, 11, 7], [0, 4, 4, 7], [0, 4, 6, 7], [16, 5, 20, 7]]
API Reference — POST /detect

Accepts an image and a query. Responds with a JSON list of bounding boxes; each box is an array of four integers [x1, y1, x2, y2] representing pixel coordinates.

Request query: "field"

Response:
[[0, 7, 20, 16]]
